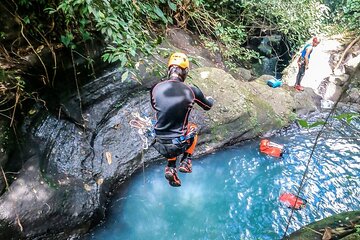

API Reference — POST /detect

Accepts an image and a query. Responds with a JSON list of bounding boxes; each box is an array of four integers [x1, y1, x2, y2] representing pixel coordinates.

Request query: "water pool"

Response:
[[88, 126, 359, 239]]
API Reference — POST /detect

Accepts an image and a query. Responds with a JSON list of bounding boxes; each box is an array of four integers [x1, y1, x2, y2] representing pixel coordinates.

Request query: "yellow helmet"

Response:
[[167, 52, 189, 69]]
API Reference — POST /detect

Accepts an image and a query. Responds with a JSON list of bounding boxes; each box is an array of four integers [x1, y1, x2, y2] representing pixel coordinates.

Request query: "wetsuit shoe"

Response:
[[295, 85, 304, 91], [164, 167, 181, 187], [179, 158, 192, 173]]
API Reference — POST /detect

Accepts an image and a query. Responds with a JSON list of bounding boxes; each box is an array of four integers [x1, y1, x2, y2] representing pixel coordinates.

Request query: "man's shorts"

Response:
[[153, 138, 191, 159]]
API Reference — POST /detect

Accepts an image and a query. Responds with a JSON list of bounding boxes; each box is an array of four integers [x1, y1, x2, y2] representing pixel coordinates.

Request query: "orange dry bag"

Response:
[[259, 139, 284, 158], [279, 193, 307, 210]]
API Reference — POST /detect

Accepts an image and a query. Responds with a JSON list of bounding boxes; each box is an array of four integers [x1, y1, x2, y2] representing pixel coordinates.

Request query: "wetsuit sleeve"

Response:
[[149, 84, 157, 110], [190, 85, 214, 110]]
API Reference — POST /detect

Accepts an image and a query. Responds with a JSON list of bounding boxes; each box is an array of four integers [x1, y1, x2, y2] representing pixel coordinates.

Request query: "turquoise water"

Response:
[[89, 126, 359, 239]]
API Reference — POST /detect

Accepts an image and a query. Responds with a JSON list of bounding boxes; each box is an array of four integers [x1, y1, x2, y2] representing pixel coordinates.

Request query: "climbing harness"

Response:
[[129, 112, 155, 150], [171, 131, 196, 145], [151, 123, 198, 159]]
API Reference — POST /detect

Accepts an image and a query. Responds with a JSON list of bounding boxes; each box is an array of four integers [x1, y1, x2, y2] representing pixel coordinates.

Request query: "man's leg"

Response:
[[295, 63, 306, 90], [165, 157, 181, 187], [184, 134, 198, 156], [179, 123, 198, 173]]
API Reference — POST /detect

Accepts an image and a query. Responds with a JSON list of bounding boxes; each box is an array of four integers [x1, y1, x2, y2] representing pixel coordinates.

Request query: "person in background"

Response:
[[295, 36, 321, 91], [150, 52, 214, 187]]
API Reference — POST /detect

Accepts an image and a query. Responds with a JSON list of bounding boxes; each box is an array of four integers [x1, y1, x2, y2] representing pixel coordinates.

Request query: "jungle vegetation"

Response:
[[0, 0, 359, 124]]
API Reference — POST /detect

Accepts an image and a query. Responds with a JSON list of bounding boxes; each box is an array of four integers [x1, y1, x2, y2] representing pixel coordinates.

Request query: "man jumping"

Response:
[[150, 52, 214, 187]]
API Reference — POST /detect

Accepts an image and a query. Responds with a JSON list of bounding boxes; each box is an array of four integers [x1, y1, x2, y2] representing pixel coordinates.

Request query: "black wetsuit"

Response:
[[150, 77, 213, 140]]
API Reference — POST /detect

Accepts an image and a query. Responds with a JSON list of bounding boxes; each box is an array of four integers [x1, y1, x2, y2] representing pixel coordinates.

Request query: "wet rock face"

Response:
[[0, 70, 149, 239]]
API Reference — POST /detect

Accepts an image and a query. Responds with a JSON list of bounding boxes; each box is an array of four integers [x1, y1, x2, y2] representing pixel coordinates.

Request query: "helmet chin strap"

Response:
[[168, 66, 187, 82], [169, 73, 186, 82]]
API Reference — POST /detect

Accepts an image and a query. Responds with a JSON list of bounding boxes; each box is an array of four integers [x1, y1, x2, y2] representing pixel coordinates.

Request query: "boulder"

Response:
[[230, 67, 253, 82]]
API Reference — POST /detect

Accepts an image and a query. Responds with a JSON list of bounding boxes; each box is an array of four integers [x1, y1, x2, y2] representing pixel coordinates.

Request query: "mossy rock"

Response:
[[286, 211, 360, 240], [188, 67, 295, 144], [0, 119, 15, 192]]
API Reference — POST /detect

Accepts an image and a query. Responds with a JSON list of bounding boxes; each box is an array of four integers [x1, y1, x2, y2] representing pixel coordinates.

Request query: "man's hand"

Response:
[[206, 96, 215, 105], [305, 65, 309, 70]]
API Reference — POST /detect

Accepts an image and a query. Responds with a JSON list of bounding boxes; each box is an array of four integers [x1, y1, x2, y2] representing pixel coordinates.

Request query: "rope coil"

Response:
[[129, 112, 154, 150]]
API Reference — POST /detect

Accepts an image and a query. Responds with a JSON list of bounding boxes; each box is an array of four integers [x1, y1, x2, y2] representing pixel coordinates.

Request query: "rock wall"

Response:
[[0, 66, 312, 239]]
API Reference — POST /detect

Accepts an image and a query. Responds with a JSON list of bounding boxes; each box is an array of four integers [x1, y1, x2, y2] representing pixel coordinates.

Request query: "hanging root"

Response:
[[15, 214, 23, 232], [0, 166, 9, 190]]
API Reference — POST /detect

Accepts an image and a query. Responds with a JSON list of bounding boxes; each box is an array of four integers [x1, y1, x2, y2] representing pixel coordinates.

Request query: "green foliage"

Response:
[[297, 112, 359, 129], [200, 35, 220, 53], [356, 225, 360, 234], [334, 112, 360, 124], [175, 1, 260, 67], [7, 0, 338, 73], [203, 0, 328, 49], [214, 23, 260, 63], [41, 0, 177, 68], [325, 0, 360, 33], [297, 119, 326, 128], [171, 0, 329, 68], [343, 0, 360, 32], [60, 31, 75, 49]]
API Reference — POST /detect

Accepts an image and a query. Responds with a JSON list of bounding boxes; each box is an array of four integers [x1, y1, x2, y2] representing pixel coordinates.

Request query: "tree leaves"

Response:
[[334, 113, 360, 124], [55, 0, 172, 69], [168, 1, 177, 11], [297, 112, 359, 129], [121, 71, 129, 82], [60, 31, 74, 48], [297, 119, 326, 129], [153, 5, 168, 23]]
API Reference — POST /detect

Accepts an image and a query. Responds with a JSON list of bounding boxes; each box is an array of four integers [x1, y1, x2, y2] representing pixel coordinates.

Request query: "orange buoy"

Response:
[[279, 193, 307, 210], [259, 139, 284, 158]]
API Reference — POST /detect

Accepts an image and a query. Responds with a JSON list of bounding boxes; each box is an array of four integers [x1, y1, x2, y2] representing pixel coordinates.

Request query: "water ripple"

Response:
[[89, 124, 360, 240]]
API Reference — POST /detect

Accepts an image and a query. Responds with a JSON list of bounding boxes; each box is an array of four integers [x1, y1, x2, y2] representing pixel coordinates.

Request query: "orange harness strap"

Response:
[[185, 123, 198, 155]]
